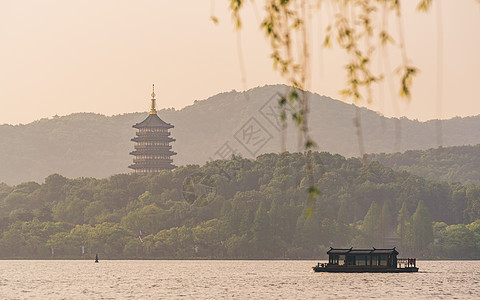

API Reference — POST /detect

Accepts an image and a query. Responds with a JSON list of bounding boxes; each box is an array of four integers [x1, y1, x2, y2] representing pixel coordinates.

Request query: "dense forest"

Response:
[[366, 144, 480, 186], [2, 85, 480, 184], [1, 152, 479, 259]]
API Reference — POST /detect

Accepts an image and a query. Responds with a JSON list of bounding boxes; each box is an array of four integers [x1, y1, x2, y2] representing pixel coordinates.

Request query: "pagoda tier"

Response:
[[131, 136, 175, 143], [130, 149, 175, 155], [129, 85, 176, 174]]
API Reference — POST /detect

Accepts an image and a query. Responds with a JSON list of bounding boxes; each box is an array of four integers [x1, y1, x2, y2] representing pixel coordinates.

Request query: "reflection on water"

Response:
[[0, 260, 478, 299]]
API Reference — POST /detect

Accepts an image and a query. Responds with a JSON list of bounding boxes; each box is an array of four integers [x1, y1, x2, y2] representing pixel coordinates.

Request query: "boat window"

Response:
[[346, 255, 355, 265], [329, 255, 338, 265], [379, 255, 387, 266], [372, 256, 378, 266], [338, 255, 345, 265], [356, 255, 368, 266]]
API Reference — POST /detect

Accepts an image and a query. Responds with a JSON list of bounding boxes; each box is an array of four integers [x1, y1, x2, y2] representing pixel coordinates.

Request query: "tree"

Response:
[[121, 204, 166, 236], [362, 201, 381, 246], [0, 151, 479, 259], [46, 232, 69, 257], [378, 200, 393, 247], [442, 224, 476, 258], [52, 196, 88, 224], [269, 197, 297, 255], [411, 200, 434, 255], [225, 234, 250, 258], [0, 223, 26, 257], [336, 197, 350, 225], [192, 219, 227, 257], [69, 224, 94, 256], [154, 226, 194, 258], [83, 201, 108, 225], [397, 201, 412, 253], [466, 220, 480, 257], [465, 185, 480, 222], [251, 202, 273, 257], [89, 222, 132, 257], [44, 173, 67, 203]]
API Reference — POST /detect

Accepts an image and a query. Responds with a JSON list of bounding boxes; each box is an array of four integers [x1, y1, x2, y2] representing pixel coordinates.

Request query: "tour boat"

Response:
[[313, 247, 418, 273]]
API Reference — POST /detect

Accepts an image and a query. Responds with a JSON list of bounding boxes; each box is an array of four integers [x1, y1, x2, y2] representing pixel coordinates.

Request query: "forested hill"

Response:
[[2, 84, 480, 184], [366, 144, 480, 186], [0, 152, 479, 259]]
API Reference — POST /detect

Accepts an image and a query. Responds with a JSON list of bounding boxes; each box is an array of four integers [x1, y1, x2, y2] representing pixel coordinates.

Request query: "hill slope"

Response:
[[1, 84, 480, 184], [0, 152, 479, 259], [366, 144, 480, 186]]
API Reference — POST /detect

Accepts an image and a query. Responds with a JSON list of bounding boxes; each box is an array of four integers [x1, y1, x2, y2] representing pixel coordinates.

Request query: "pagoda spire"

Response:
[[150, 84, 157, 114]]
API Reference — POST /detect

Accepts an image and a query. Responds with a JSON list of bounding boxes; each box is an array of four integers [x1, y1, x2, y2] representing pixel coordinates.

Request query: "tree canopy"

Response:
[[0, 151, 479, 259]]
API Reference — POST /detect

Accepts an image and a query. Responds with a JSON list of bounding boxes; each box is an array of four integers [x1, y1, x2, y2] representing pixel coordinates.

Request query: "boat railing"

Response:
[[397, 258, 416, 268]]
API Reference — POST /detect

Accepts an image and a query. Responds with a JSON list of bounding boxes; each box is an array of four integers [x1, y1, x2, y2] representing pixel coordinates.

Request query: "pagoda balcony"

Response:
[[131, 149, 175, 156], [130, 152, 176, 158], [128, 164, 176, 171], [135, 131, 171, 137], [130, 158, 175, 163], [133, 144, 172, 150], [129, 162, 176, 168], [131, 136, 175, 143]]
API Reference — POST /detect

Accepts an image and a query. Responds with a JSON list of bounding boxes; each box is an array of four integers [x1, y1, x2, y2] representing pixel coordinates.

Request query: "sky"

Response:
[[0, 0, 479, 125]]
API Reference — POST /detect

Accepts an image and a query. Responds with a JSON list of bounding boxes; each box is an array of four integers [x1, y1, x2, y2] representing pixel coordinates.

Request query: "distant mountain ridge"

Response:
[[1, 84, 480, 184]]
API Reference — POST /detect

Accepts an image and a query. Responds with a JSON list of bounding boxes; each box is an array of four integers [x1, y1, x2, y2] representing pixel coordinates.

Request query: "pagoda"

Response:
[[129, 85, 176, 174]]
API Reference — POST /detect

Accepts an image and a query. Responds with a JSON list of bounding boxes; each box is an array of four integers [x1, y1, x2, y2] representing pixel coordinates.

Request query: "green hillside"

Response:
[[1, 85, 480, 184], [0, 152, 479, 259], [366, 144, 480, 186]]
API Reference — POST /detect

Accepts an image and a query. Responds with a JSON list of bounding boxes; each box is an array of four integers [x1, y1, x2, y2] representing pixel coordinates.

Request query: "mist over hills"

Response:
[[1, 84, 479, 184]]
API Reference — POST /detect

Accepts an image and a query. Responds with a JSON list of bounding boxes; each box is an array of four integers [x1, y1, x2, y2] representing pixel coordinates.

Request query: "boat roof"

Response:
[[327, 247, 399, 255]]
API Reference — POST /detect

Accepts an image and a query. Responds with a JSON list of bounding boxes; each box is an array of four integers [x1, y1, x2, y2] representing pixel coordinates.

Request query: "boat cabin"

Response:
[[327, 247, 398, 268], [313, 247, 417, 272]]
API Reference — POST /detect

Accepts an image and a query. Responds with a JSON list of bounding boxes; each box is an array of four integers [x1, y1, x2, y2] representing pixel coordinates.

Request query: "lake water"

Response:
[[0, 260, 479, 299]]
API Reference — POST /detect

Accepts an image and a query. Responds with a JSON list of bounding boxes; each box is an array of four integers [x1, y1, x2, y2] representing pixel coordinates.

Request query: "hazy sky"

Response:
[[1, 0, 479, 125]]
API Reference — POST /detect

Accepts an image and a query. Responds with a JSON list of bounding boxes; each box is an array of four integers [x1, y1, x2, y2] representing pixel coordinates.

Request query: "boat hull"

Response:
[[313, 266, 418, 273]]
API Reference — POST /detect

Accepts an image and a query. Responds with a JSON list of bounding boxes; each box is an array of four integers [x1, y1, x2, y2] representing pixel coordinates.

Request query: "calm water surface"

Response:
[[0, 260, 479, 299]]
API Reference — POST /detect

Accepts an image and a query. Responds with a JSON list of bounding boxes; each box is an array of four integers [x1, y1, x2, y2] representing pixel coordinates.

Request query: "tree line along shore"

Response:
[[0, 152, 479, 259]]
